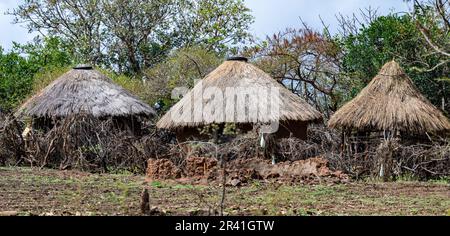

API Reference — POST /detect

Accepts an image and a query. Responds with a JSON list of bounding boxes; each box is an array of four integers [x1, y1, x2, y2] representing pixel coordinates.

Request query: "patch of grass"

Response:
[[151, 181, 165, 188], [250, 180, 262, 188], [428, 177, 449, 185], [311, 185, 339, 197], [410, 208, 420, 215], [294, 208, 309, 216], [173, 184, 195, 190], [1, 167, 449, 216], [300, 198, 317, 206], [17, 212, 32, 216], [104, 191, 125, 204], [26, 175, 76, 185]]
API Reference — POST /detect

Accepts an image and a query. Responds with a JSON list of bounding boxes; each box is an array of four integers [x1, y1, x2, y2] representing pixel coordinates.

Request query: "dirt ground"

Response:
[[0, 167, 449, 216]]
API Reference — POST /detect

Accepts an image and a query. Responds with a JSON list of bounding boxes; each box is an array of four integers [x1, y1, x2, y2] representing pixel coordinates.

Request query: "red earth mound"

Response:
[[146, 157, 348, 185], [185, 156, 218, 178], [146, 159, 182, 179]]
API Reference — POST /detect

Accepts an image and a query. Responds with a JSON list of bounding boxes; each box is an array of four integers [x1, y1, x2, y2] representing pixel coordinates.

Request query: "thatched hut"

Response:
[[157, 57, 322, 141], [16, 65, 155, 133], [328, 60, 450, 135]]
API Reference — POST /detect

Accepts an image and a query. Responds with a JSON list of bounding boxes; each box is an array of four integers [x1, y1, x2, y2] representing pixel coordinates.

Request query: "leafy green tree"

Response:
[[176, 0, 254, 52], [0, 48, 34, 111], [101, 0, 178, 74], [0, 37, 73, 111], [11, 0, 254, 74], [341, 14, 449, 113], [17, 37, 74, 71], [406, 0, 449, 63], [144, 46, 223, 107], [11, 0, 105, 65]]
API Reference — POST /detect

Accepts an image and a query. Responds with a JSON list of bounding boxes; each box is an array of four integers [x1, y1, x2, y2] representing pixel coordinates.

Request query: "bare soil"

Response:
[[0, 167, 449, 216]]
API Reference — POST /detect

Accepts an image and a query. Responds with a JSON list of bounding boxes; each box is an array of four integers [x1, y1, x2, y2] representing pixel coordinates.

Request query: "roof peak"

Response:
[[328, 59, 450, 133], [226, 56, 248, 62], [73, 64, 93, 70], [387, 59, 399, 65], [378, 60, 404, 77]]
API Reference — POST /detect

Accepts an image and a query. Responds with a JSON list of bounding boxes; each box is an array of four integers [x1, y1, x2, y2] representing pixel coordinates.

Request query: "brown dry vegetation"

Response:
[[16, 66, 155, 118], [328, 61, 450, 133], [156, 59, 322, 129], [1, 113, 449, 180], [0, 167, 448, 216]]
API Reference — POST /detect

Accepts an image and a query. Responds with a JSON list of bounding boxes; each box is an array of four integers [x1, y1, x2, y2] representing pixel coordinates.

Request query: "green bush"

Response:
[[0, 37, 73, 111]]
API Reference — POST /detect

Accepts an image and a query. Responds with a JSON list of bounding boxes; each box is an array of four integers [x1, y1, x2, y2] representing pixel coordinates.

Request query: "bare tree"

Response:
[[245, 25, 344, 118], [336, 7, 379, 37], [11, 0, 105, 65], [409, 0, 450, 69]]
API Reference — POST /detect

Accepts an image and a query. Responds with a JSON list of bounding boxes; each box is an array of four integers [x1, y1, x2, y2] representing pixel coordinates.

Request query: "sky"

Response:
[[0, 0, 37, 51], [245, 0, 411, 40], [0, 0, 412, 51]]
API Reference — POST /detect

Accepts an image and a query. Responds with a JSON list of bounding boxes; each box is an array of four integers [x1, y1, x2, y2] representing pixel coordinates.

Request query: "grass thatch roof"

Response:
[[157, 58, 322, 129], [328, 60, 450, 133], [16, 65, 155, 119]]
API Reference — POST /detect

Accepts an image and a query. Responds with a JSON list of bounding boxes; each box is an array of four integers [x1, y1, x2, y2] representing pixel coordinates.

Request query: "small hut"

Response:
[[16, 65, 155, 133], [328, 60, 450, 135], [157, 57, 322, 142], [328, 60, 450, 179]]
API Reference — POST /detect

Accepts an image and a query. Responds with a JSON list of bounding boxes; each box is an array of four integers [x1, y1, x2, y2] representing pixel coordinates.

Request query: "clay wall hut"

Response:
[[15, 65, 155, 134], [328, 60, 450, 137], [157, 57, 322, 142]]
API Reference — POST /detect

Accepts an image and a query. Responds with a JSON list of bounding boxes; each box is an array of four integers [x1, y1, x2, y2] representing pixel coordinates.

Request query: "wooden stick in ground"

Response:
[[140, 188, 150, 215], [220, 157, 226, 216]]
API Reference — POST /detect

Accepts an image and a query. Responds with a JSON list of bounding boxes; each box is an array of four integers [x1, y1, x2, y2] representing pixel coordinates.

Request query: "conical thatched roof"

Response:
[[16, 65, 155, 118], [328, 60, 450, 133], [157, 58, 322, 129]]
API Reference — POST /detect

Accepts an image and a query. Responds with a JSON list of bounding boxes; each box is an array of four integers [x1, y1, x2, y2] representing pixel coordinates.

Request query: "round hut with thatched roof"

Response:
[[328, 60, 450, 136], [16, 64, 155, 133], [157, 57, 322, 142]]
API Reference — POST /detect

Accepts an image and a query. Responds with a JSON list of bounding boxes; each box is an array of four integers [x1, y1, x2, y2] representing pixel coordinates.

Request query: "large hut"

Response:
[[328, 60, 450, 135], [16, 65, 155, 133], [157, 57, 322, 141]]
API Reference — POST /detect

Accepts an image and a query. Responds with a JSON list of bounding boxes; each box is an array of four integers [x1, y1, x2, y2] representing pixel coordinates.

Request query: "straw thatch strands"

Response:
[[328, 60, 450, 134], [157, 57, 322, 140], [16, 65, 155, 119]]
